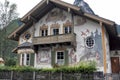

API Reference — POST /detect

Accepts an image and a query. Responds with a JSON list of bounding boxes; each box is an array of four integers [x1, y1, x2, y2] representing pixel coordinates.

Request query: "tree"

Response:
[[0, 0, 18, 29], [0, 0, 18, 61], [5, 58, 16, 66]]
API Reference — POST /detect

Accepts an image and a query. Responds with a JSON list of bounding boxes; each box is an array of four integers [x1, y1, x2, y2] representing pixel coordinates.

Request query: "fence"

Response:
[[0, 71, 119, 80]]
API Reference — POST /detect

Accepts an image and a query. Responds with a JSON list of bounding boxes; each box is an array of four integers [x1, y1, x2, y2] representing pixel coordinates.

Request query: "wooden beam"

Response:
[[100, 22, 107, 73], [46, 0, 49, 4], [50, 0, 80, 11], [21, 0, 46, 21], [84, 13, 115, 26], [29, 16, 37, 22], [68, 7, 70, 12]]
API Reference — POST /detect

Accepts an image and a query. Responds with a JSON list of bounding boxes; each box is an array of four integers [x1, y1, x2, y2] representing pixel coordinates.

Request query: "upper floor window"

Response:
[[63, 20, 72, 34], [51, 23, 60, 35], [23, 32, 31, 40], [64, 26, 72, 34], [41, 29, 48, 36], [40, 24, 48, 37], [53, 28, 59, 35]]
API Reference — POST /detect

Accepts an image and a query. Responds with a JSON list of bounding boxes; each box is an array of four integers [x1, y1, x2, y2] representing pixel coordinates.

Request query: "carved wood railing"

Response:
[[33, 33, 76, 45]]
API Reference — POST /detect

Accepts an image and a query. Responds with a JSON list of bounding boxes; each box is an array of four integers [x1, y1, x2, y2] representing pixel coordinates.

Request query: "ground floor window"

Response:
[[56, 51, 64, 65], [21, 54, 30, 66], [26, 54, 30, 65]]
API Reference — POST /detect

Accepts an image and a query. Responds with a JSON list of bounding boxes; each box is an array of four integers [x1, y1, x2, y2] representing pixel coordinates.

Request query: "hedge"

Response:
[[0, 61, 96, 73]]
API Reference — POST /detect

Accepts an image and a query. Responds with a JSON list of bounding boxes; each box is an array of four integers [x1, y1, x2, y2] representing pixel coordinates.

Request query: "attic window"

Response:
[[24, 33, 31, 40], [85, 37, 95, 48]]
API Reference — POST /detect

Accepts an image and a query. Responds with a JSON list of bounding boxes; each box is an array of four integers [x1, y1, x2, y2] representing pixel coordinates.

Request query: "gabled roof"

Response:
[[8, 0, 116, 41]]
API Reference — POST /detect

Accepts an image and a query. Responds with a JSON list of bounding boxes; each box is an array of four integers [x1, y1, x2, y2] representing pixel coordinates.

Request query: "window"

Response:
[[56, 51, 64, 65], [21, 54, 30, 66], [24, 33, 31, 40], [53, 28, 59, 35], [26, 54, 30, 65], [64, 26, 71, 34], [85, 37, 95, 48], [41, 30, 48, 36]]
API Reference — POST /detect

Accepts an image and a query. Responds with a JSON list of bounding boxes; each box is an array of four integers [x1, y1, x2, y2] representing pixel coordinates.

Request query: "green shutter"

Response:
[[18, 54, 21, 65], [64, 50, 68, 66], [30, 53, 35, 66], [51, 50, 55, 67]]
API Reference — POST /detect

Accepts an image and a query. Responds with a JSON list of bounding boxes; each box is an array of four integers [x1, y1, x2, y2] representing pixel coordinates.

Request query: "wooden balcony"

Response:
[[33, 33, 76, 45]]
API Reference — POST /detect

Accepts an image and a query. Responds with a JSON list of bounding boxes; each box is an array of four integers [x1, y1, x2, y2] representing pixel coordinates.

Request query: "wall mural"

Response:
[[46, 8, 66, 22], [69, 48, 77, 64], [37, 49, 50, 64], [79, 29, 103, 67], [74, 16, 86, 26]]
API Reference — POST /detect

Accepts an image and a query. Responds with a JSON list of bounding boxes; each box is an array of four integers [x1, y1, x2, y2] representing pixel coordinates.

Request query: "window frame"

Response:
[[41, 29, 48, 36], [85, 37, 95, 48], [56, 51, 65, 66], [64, 26, 72, 34], [21, 53, 30, 66], [53, 28, 59, 35]]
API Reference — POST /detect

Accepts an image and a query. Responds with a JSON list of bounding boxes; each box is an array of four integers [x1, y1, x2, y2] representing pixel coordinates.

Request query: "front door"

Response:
[[111, 57, 119, 73]]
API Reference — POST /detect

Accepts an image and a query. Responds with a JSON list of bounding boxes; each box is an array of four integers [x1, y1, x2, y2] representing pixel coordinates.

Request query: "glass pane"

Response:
[[86, 37, 95, 48], [45, 30, 48, 36], [41, 30, 44, 36]]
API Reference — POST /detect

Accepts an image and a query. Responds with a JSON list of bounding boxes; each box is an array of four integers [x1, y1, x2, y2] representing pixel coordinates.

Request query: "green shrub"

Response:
[[5, 58, 16, 66], [0, 61, 96, 73]]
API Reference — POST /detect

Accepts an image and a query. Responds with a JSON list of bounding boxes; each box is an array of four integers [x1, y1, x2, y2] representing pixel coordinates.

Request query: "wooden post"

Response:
[[100, 22, 107, 73], [33, 71, 36, 80], [11, 71, 13, 80], [71, 13, 74, 34], [60, 72, 62, 80]]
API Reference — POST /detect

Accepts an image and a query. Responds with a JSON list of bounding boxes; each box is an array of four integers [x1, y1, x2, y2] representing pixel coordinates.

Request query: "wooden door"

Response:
[[111, 57, 119, 73]]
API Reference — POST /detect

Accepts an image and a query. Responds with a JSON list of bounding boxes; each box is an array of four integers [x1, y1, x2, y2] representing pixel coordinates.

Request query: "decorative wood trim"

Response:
[[100, 22, 107, 73], [63, 20, 72, 27], [51, 23, 60, 28], [40, 24, 48, 30], [54, 47, 66, 51]]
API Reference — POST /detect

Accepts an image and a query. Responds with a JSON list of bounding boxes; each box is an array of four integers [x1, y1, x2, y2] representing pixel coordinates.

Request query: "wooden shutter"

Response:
[[51, 50, 55, 67], [64, 50, 68, 66], [30, 53, 35, 66], [18, 54, 21, 65]]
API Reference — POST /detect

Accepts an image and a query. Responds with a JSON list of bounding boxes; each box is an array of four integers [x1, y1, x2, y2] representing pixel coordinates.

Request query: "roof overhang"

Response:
[[8, 0, 116, 41]]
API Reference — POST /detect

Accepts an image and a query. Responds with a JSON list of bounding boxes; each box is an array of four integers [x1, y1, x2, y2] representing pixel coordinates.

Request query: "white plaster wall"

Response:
[[74, 15, 104, 71], [34, 8, 72, 37], [18, 7, 111, 73], [19, 26, 34, 45]]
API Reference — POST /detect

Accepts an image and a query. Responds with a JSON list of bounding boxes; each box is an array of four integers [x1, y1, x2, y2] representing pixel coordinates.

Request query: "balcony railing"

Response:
[[33, 33, 76, 45]]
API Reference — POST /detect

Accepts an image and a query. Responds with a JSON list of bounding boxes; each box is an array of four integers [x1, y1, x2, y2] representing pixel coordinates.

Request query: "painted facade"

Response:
[[17, 8, 111, 73], [9, 0, 118, 74]]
